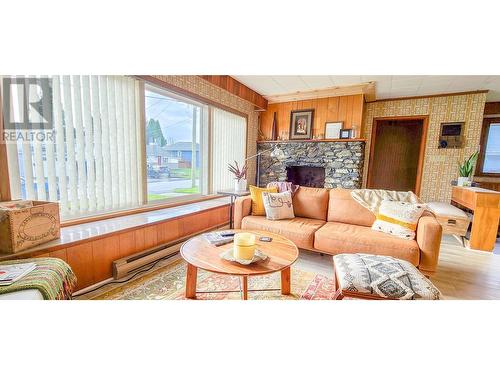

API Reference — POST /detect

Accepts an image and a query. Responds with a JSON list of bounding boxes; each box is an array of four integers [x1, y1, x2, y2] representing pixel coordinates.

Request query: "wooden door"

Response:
[[367, 118, 426, 193]]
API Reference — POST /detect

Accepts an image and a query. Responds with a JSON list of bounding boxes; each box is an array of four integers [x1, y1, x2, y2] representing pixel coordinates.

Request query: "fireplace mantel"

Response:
[[257, 138, 366, 144]]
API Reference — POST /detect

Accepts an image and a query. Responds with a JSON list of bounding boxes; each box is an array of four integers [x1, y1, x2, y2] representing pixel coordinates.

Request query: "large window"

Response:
[[145, 85, 207, 202], [478, 118, 500, 175], [2, 76, 247, 220]]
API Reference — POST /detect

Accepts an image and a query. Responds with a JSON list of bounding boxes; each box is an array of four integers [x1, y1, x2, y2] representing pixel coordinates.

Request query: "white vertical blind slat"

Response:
[[20, 77, 36, 200], [53, 76, 69, 215], [107, 76, 120, 209], [135, 80, 145, 204], [115, 77, 127, 206], [5, 82, 22, 199], [82, 76, 96, 211], [122, 78, 132, 205], [32, 76, 47, 201], [91, 76, 105, 210], [71, 76, 88, 212], [43, 75, 58, 201], [62, 75, 79, 212], [99, 76, 113, 210], [128, 80, 139, 205]]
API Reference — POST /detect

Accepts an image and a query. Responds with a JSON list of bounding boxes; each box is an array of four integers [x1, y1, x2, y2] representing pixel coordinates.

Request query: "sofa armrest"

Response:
[[233, 196, 252, 229], [416, 214, 443, 274]]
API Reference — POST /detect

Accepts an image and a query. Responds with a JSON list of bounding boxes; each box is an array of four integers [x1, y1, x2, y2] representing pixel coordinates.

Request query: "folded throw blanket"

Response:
[[350, 189, 422, 214], [0, 257, 77, 300], [266, 181, 300, 196]]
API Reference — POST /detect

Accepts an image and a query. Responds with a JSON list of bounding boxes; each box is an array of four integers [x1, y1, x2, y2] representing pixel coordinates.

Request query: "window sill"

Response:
[[61, 194, 220, 227], [0, 196, 230, 261]]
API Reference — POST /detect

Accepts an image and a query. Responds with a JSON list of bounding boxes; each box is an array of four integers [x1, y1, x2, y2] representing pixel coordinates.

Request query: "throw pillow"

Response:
[[262, 191, 295, 220], [371, 200, 427, 240], [249, 185, 278, 216]]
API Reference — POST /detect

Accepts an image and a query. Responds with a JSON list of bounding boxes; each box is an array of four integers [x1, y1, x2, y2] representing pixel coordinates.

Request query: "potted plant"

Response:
[[228, 160, 248, 191], [458, 151, 479, 186]]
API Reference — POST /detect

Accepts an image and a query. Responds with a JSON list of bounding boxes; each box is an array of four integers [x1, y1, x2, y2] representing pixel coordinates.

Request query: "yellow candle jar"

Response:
[[233, 233, 256, 260]]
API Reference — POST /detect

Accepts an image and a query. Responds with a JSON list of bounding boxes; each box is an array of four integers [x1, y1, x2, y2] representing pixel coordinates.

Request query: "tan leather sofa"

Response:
[[233, 187, 442, 274]]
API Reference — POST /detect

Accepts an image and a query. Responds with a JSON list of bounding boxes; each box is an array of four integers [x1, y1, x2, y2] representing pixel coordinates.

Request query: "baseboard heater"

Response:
[[112, 223, 228, 280]]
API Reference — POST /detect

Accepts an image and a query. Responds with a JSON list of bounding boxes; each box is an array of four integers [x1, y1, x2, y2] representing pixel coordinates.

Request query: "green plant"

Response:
[[459, 151, 479, 178]]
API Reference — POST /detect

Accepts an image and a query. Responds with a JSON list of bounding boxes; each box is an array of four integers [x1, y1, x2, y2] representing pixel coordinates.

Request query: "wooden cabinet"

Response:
[[451, 187, 500, 251]]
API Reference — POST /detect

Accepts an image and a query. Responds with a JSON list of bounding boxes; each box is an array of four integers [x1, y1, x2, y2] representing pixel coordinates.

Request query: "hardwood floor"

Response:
[[79, 235, 500, 300]]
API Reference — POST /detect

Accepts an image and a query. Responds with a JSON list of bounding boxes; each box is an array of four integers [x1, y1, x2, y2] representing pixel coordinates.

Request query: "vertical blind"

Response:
[[211, 108, 247, 192], [6, 75, 144, 218]]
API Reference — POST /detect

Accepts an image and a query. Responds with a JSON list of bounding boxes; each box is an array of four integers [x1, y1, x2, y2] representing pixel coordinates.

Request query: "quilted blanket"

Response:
[[350, 189, 422, 214], [0, 257, 77, 300]]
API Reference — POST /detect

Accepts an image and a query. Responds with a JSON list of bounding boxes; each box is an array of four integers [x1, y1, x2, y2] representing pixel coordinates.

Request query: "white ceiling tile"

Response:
[[231, 75, 500, 102], [299, 75, 337, 89]]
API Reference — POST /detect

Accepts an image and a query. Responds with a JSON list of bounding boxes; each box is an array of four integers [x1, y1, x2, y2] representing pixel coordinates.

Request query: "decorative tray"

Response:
[[219, 248, 268, 265]]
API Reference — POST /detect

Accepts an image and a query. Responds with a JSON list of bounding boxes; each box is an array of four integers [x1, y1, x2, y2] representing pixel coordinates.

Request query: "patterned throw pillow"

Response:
[[371, 200, 426, 240], [262, 191, 295, 220], [249, 185, 278, 216]]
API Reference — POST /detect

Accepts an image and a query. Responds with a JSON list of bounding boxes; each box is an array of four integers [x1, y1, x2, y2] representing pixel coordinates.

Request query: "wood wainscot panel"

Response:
[[48, 249, 68, 263], [92, 236, 120, 282], [144, 225, 159, 249], [119, 231, 136, 258], [157, 220, 181, 244], [66, 243, 95, 290]]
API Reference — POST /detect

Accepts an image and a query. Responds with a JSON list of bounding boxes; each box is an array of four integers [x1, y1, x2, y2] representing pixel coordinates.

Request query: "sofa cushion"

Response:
[[327, 188, 375, 227], [241, 215, 325, 250], [262, 191, 295, 220], [292, 187, 329, 221], [249, 185, 278, 216], [314, 222, 420, 265]]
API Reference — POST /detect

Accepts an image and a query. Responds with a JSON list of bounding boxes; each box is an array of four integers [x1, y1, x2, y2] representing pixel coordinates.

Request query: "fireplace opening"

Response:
[[286, 166, 325, 188]]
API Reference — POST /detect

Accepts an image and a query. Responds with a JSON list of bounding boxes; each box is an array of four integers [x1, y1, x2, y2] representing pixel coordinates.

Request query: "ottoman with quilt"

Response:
[[333, 253, 441, 300]]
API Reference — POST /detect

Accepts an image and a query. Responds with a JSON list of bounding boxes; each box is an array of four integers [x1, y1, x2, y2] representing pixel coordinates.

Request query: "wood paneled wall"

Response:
[[25, 206, 229, 291], [199, 75, 268, 110], [259, 94, 364, 140]]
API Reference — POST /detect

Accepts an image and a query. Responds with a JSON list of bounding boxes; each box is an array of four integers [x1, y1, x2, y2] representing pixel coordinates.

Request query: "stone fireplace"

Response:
[[257, 140, 365, 189]]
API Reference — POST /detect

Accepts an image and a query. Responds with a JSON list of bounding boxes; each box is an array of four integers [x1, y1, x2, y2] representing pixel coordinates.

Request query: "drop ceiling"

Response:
[[232, 75, 500, 102]]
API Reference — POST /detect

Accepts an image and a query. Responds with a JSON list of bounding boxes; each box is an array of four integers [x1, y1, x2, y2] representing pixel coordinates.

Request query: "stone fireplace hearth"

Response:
[[257, 140, 365, 189]]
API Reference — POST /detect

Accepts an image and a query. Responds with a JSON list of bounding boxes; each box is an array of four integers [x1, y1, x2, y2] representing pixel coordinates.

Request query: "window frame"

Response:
[[0, 76, 249, 225], [143, 82, 208, 205], [476, 117, 500, 177]]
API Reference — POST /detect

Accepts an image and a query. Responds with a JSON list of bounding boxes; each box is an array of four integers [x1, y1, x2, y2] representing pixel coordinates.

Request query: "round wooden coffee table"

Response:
[[180, 229, 299, 300]]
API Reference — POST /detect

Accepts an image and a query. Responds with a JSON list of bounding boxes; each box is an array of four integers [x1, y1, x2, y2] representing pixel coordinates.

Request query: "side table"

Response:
[[217, 189, 250, 229]]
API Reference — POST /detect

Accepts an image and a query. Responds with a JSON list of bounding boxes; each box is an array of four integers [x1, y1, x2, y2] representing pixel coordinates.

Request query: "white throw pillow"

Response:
[[262, 191, 295, 220], [371, 200, 427, 240]]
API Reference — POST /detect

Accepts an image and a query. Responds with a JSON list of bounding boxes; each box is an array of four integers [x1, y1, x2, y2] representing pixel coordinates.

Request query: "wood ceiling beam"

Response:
[[199, 75, 268, 110], [264, 82, 376, 103]]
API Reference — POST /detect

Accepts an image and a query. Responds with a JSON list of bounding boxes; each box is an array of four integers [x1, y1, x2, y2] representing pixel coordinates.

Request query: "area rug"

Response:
[[93, 258, 337, 300]]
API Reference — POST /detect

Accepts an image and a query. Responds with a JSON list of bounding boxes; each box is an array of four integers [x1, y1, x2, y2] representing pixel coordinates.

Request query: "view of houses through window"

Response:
[[145, 85, 206, 202]]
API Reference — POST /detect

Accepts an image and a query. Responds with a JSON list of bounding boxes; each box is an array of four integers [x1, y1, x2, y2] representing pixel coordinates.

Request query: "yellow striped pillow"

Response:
[[372, 200, 426, 240]]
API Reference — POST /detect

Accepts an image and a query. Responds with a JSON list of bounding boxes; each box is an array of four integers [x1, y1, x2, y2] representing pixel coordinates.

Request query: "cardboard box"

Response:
[[0, 200, 61, 254]]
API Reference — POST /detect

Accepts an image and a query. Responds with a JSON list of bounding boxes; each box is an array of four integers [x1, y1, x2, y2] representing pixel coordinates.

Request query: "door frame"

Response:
[[367, 115, 429, 196]]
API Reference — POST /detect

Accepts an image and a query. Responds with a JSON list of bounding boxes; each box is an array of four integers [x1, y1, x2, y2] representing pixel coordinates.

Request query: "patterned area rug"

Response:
[[93, 259, 337, 300]]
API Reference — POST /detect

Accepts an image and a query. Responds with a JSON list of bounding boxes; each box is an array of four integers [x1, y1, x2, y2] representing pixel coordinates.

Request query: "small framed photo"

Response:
[[289, 109, 314, 140], [339, 128, 353, 139], [325, 122, 343, 139]]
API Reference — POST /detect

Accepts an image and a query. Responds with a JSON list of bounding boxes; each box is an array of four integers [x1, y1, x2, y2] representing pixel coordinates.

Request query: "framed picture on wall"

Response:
[[289, 109, 314, 140], [339, 128, 353, 139], [325, 121, 343, 139]]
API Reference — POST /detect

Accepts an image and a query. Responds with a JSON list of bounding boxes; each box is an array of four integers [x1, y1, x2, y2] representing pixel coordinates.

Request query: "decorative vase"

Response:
[[457, 176, 469, 186], [235, 178, 247, 192]]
